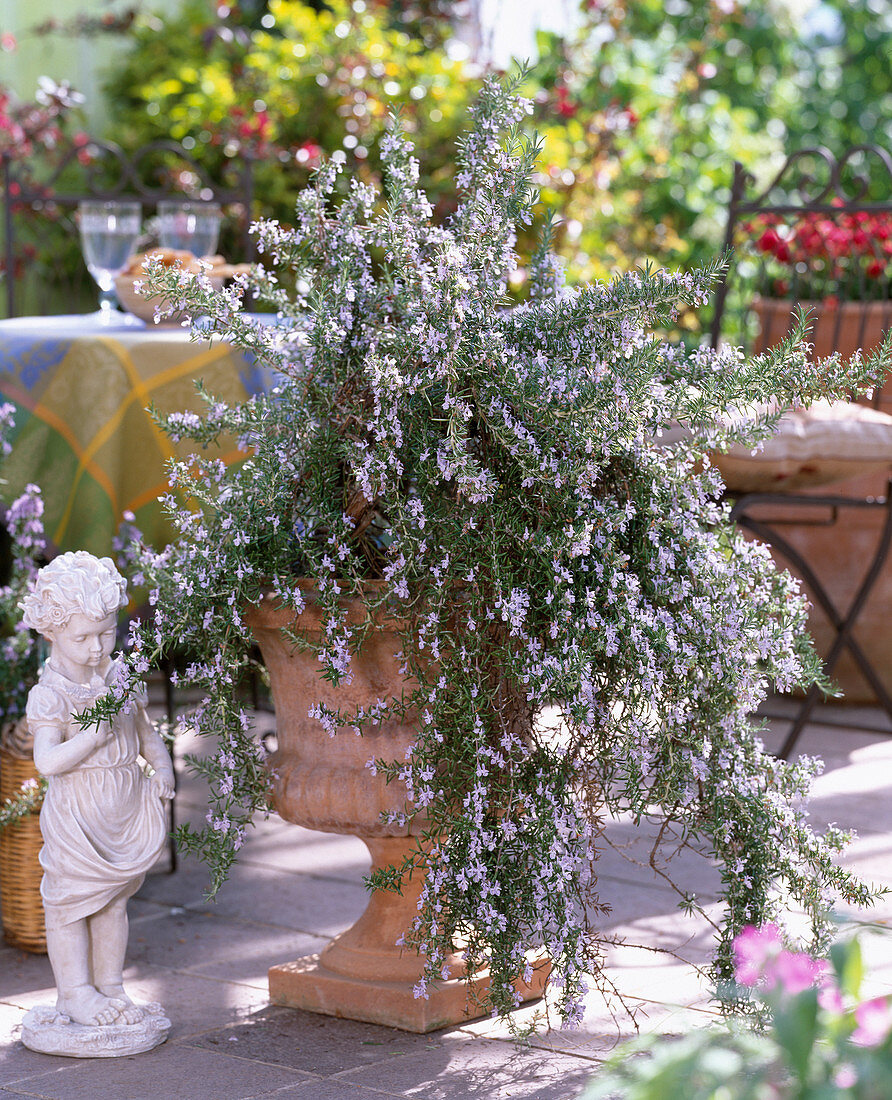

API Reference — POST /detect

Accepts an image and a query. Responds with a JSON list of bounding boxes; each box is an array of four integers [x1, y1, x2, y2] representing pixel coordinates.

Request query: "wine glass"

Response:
[[77, 200, 142, 324], [157, 201, 222, 258]]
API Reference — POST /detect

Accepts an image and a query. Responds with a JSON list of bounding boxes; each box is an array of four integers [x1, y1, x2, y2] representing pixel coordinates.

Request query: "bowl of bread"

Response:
[[114, 249, 249, 324]]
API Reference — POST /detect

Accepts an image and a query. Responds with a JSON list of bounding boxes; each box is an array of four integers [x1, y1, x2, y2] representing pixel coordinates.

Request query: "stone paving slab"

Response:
[[262, 1082, 414, 1098], [0, 1044, 309, 1100], [333, 1037, 595, 1099], [134, 858, 370, 940], [186, 1005, 465, 1077], [3, 705, 892, 1099], [0, 947, 55, 1004], [126, 905, 328, 983]]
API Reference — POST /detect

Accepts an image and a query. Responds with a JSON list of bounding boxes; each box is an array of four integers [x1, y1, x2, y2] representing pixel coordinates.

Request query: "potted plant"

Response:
[[746, 209, 892, 362], [93, 73, 890, 1032], [0, 403, 48, 951]]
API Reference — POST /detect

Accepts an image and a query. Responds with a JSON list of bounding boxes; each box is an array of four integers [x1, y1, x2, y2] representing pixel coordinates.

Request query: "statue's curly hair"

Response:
[[21, 551, 127, 636]]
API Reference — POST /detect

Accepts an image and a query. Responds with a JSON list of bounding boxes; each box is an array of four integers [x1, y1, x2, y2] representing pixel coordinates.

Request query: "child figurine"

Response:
[[20, 551, 174, 1055]]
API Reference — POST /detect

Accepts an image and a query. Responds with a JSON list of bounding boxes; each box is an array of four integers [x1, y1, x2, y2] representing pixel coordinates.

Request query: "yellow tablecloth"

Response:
[[0, 315, 271, 555]]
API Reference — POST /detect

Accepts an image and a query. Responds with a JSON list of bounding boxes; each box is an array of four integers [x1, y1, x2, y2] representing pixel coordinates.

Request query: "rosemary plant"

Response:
[[96, 73, 890, 1025]]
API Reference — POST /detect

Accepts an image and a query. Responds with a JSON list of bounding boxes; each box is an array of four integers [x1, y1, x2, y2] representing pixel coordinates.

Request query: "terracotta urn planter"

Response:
[[749, 296, 892, 704], [244, 591, 549, 1032]]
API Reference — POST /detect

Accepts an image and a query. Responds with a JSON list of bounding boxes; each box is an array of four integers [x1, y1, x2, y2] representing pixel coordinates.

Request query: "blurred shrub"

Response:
[[104, 0, 478, 228], [524, 0, 793, 333], [97, 0, 892, 338], [525, 0, 892, 338]]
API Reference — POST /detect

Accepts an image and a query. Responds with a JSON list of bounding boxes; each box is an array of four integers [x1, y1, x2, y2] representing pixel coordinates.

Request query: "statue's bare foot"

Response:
[[99, 988, 144, 1024], [55, 987, 122, 1027]]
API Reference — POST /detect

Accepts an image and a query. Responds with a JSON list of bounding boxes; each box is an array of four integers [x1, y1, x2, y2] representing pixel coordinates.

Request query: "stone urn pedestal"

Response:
[[246, 593, 550, 1033]]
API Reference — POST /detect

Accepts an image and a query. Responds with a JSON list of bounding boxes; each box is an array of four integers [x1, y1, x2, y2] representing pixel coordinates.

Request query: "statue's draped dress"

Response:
[[26, 659, 167, 929]]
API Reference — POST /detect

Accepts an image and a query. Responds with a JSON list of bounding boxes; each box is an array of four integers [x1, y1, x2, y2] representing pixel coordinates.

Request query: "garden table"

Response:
[[0, 313, 271, 556]]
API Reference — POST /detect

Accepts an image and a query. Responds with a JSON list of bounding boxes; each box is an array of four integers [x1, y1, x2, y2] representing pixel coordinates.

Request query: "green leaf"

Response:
[[771, 991, 820, 1084], [830, 936, 864, 999]]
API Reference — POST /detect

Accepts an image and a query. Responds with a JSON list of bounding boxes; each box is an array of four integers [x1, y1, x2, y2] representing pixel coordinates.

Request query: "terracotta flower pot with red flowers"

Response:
[[753, 297, 892, 365], [750, 209, 892, 393]]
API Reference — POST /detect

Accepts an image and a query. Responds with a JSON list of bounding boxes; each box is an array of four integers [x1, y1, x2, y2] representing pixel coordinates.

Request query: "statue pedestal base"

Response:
[[21, 1002, 170, 1057], [269, 952, 550, 1033]]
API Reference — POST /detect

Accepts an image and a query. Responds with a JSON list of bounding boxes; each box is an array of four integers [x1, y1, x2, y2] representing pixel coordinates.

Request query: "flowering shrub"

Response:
[[0, 403, 48, 827], [0, 72, 87, 312], [0, 774, 45, 832], [85, 72, 892, 1025], [0, 403, 46, 727], [0, 75, 84, 162], [748, 209, 892, 302], [104, 0, 477, 229], [527, 1, 783, 297], [583, 923, 892, 1098]]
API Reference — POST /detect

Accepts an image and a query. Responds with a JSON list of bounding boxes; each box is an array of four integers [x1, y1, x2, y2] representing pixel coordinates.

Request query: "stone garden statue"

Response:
[[19, 551, 173, 1057]]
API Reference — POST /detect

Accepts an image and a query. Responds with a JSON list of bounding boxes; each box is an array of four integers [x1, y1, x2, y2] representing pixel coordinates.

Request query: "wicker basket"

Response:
[[0, 724, 47, 953]]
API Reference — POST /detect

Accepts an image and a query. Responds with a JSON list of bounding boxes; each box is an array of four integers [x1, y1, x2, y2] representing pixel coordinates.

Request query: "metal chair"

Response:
[[711, 145, 892, 756], [1, 136, 258, 319]]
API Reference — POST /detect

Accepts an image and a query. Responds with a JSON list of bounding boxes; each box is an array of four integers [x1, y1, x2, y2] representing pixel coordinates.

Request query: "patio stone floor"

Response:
[[3, 698, 892, 1099]]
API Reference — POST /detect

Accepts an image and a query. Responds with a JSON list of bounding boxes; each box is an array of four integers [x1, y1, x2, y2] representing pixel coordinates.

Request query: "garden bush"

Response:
[[103, 0, 478, 229]]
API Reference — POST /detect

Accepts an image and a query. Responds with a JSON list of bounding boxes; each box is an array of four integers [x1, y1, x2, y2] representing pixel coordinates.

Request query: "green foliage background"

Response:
[[103, 0, 478, 226], [12, 0, 892, 335], [526, 0, 892, 332]]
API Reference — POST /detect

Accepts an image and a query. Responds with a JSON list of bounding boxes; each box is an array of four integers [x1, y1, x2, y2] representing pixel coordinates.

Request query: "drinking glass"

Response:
[[78, 200, 142, 324], [158, 201, 222, 258]]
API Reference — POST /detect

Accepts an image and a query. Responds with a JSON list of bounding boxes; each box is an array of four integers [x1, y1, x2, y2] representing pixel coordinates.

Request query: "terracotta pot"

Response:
[[245, 590, 549, 1031], [753, 297, 892, 357], [753, 297, 892, 387], [748, 297, 892, 705]]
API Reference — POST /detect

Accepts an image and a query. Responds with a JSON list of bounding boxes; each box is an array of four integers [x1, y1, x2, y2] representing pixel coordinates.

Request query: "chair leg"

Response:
[[733, 484, 892, 758]]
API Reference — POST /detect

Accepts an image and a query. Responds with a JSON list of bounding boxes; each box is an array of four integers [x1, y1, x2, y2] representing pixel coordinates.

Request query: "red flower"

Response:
[[555, 86, 577, 119], [752, 208, 892, 300], [295, 142, 322, 167], [852, 228, 870, 251], [757, 228, 781, 255]]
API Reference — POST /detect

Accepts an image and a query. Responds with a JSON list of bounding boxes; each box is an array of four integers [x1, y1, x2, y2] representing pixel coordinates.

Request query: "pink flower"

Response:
[[772, 950, 827, 995], [818, 984, 846, 1015], [834, 1064, 857, 1088], [733, 923, 783, 986], [733, 924, 827, 995], [851, 996, 892, 1048]]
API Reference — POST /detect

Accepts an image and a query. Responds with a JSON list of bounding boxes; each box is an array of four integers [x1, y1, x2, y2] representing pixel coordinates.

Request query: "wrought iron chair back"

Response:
[[711, 145, 892, 757], [710, 144, 892, 382], [1, 137, 258, 318]]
